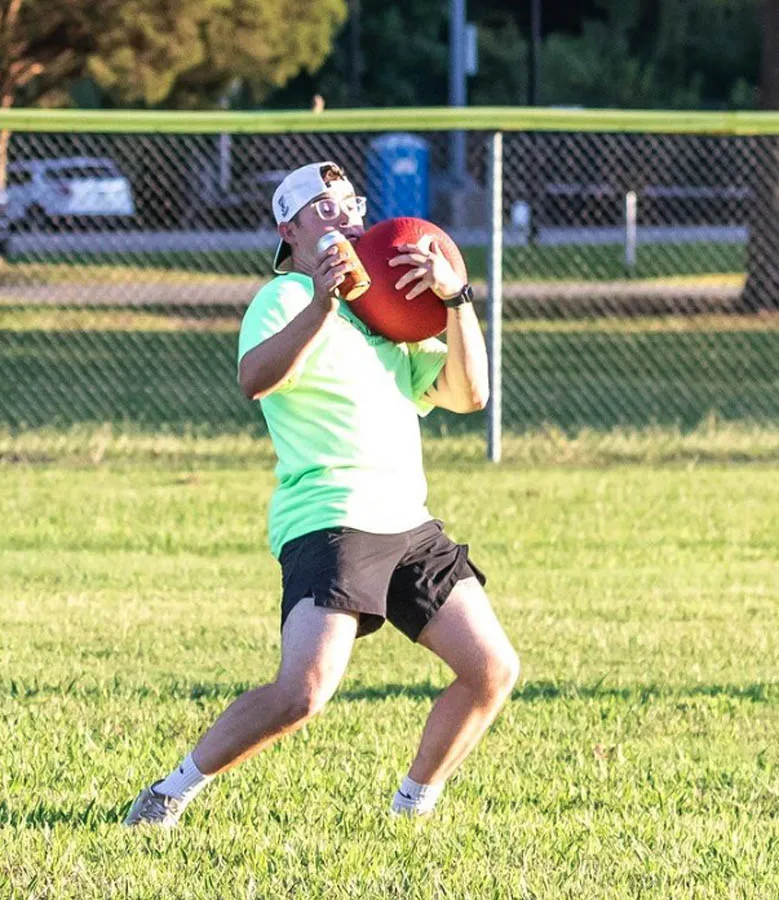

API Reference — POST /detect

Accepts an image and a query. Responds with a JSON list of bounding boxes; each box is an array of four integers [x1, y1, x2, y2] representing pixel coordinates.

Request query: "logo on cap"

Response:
[[278, 195, 290, 217]]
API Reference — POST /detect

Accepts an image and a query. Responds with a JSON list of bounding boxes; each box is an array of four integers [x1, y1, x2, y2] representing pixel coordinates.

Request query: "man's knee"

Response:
[[274, 677, 338, 726], [502, 648, 521, 695], [471, 647, 520, 703], [274, 599, 358, 727]]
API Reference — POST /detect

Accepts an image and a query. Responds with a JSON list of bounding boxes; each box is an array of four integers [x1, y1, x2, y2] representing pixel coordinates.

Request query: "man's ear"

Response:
[[278, 221, 296, 246]]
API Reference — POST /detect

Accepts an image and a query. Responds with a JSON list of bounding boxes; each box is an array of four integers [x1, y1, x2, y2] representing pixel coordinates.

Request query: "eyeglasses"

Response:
[[311, 195, 367, 220]]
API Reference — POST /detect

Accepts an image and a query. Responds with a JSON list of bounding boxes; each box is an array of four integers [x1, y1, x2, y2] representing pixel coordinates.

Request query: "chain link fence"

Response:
[[1, 115, 778, 458]]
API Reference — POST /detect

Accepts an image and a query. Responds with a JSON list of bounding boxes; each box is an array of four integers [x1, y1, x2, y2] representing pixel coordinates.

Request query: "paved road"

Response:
[[0, 224, 746, 312]]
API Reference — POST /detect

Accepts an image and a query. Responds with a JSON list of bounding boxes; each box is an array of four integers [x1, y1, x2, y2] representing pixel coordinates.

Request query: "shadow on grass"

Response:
[[338, 679, 779, 705], [174, 678, 779, 706], [4, 677, 776, 705]]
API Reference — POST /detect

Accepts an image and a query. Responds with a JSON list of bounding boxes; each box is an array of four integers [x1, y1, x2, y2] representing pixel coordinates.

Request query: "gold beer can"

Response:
[[316, 230, 371, 301]]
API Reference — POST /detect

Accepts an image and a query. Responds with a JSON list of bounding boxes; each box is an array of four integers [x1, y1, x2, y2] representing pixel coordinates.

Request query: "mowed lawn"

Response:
[[1, 454, 778, 898], [3, 312, 779, 436]]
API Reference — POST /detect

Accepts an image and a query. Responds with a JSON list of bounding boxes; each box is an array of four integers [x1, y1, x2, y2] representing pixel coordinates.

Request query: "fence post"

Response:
[[624, 190, 637, 269], [486, 131, 503, 463]]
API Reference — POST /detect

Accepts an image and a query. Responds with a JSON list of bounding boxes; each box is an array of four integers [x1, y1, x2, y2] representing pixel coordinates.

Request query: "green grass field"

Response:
[[1, 437, 778, 898], [3, 310, 779, 437], [4, 239, 746, 282]]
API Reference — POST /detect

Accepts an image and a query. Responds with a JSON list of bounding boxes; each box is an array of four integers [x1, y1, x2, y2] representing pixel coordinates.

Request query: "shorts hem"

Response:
[[281, 590, 386, 639], [408, 546, 486, 643], [313, 594, 385, 636]]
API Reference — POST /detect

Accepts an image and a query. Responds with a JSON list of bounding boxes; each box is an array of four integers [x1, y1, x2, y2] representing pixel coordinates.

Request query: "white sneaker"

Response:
[[390, 792, 436, 816], [123, 783, 185, 828]]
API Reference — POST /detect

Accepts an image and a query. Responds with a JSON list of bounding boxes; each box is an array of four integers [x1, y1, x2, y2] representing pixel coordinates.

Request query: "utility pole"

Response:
[[449, 0, 467, 188], [349, 0, 363, 106], [527, 0, 542, 243], [528, 0, 541, 106]]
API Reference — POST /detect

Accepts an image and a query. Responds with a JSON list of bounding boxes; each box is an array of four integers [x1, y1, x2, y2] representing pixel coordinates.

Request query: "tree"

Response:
[[264, 0, 450, 109], [0, 0, 347, 111], [0, 0, 93, 190], [537, 0, 759, 110], [88, 0, 347, 109], [0, 0, 346, 257], [265, 0, 761, 111], [742, 0, 779, 310]]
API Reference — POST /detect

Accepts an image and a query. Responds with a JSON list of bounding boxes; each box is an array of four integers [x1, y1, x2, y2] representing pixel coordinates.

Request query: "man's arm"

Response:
[[239, 301, 331, 400], [238, 244, 351, 400], [422, 302, 489, 413], [389, 240, 489, 413]]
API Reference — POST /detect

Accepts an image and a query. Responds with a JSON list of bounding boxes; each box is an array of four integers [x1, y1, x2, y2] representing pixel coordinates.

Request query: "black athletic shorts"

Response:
[[278, 519, 486, 641]]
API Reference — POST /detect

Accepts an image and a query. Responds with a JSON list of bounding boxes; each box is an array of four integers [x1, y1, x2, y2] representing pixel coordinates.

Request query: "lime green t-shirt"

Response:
[[238, 273, 448, 558]]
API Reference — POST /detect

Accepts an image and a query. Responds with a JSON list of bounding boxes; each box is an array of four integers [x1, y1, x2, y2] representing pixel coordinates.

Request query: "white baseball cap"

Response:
[[272, 161, 355, 274]]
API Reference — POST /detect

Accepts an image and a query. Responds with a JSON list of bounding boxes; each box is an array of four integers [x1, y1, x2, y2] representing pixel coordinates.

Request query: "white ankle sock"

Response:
[[391, 775, 444, 815], [155, 753, 213, 804]]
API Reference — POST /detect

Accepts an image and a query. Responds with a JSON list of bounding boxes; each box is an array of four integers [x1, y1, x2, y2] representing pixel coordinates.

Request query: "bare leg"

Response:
[[407, 578, 519, 785], [192, 599, 359, 776]]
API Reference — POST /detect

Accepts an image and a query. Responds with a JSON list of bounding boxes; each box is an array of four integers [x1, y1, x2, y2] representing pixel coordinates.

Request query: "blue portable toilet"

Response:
[[366, 133, 430, 222]]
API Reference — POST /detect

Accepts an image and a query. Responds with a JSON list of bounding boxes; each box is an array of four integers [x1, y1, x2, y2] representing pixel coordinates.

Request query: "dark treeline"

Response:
[[265, 0, 762, 111]]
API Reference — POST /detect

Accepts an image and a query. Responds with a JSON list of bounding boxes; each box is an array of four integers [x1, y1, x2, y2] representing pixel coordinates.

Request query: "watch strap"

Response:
[[442, 284, 474, 308]]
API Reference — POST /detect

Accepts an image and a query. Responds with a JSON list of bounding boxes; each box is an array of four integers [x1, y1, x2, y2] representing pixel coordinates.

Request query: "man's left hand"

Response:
[[388, 236, 464, 301]]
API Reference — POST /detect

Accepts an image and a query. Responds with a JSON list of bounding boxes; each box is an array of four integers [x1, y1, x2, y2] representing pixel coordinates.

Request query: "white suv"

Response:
[[7, 156, 135, 227]]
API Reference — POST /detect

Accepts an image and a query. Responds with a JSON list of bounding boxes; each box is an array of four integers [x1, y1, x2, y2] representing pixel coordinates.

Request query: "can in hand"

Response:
[[316, 230, 371, 301]]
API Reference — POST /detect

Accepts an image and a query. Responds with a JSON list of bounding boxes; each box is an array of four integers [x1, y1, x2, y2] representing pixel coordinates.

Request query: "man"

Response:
[[125, 161, 519, 827]]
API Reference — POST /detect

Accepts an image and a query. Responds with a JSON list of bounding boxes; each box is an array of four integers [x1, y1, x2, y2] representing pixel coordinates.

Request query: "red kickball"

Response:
[[350, 217, 467, 343]]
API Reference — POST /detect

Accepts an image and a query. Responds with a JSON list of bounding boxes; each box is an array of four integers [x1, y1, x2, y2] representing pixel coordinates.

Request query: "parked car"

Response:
[[6, 156, 135, 228], [0, 187, 9, 253]]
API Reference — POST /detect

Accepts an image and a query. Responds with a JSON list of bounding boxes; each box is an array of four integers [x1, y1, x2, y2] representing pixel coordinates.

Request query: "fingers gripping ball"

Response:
[[350, 217, 468, 343]]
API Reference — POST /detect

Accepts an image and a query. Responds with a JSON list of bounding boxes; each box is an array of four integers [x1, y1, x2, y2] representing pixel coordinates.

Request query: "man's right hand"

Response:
[[312, 244, 355, 313]]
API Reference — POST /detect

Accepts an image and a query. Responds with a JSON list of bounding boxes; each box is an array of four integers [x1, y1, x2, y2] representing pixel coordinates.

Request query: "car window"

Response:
[[45, 165, 119, 180], [7, 170, 33, 186]]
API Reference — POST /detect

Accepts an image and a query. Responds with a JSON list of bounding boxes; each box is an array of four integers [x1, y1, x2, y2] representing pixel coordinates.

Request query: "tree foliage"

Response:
[[0, 0, 92, 109], [89, 0, 347, 108], [0, 0, 345, 206], [265, 0, 449, 109], [1, 0, 347, 110], [266, 0, 761, 111], [0, 0, 94, 194], [541, 0, 760, 109]]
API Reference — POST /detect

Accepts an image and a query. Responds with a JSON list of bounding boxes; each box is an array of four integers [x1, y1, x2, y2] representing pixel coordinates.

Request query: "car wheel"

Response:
[[26, 205, 49, 231]]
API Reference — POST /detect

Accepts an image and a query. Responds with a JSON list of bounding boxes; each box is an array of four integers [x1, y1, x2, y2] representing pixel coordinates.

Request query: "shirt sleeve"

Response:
[[408, 336, 448, 416], [237, 276, 313, 394]]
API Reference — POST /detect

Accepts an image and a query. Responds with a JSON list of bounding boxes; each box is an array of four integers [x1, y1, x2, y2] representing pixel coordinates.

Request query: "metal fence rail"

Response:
[[1, 108, 778, 456]]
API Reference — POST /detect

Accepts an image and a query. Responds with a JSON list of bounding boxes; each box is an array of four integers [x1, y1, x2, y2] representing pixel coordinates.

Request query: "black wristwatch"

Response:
[[442, 283, 474, 309]]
